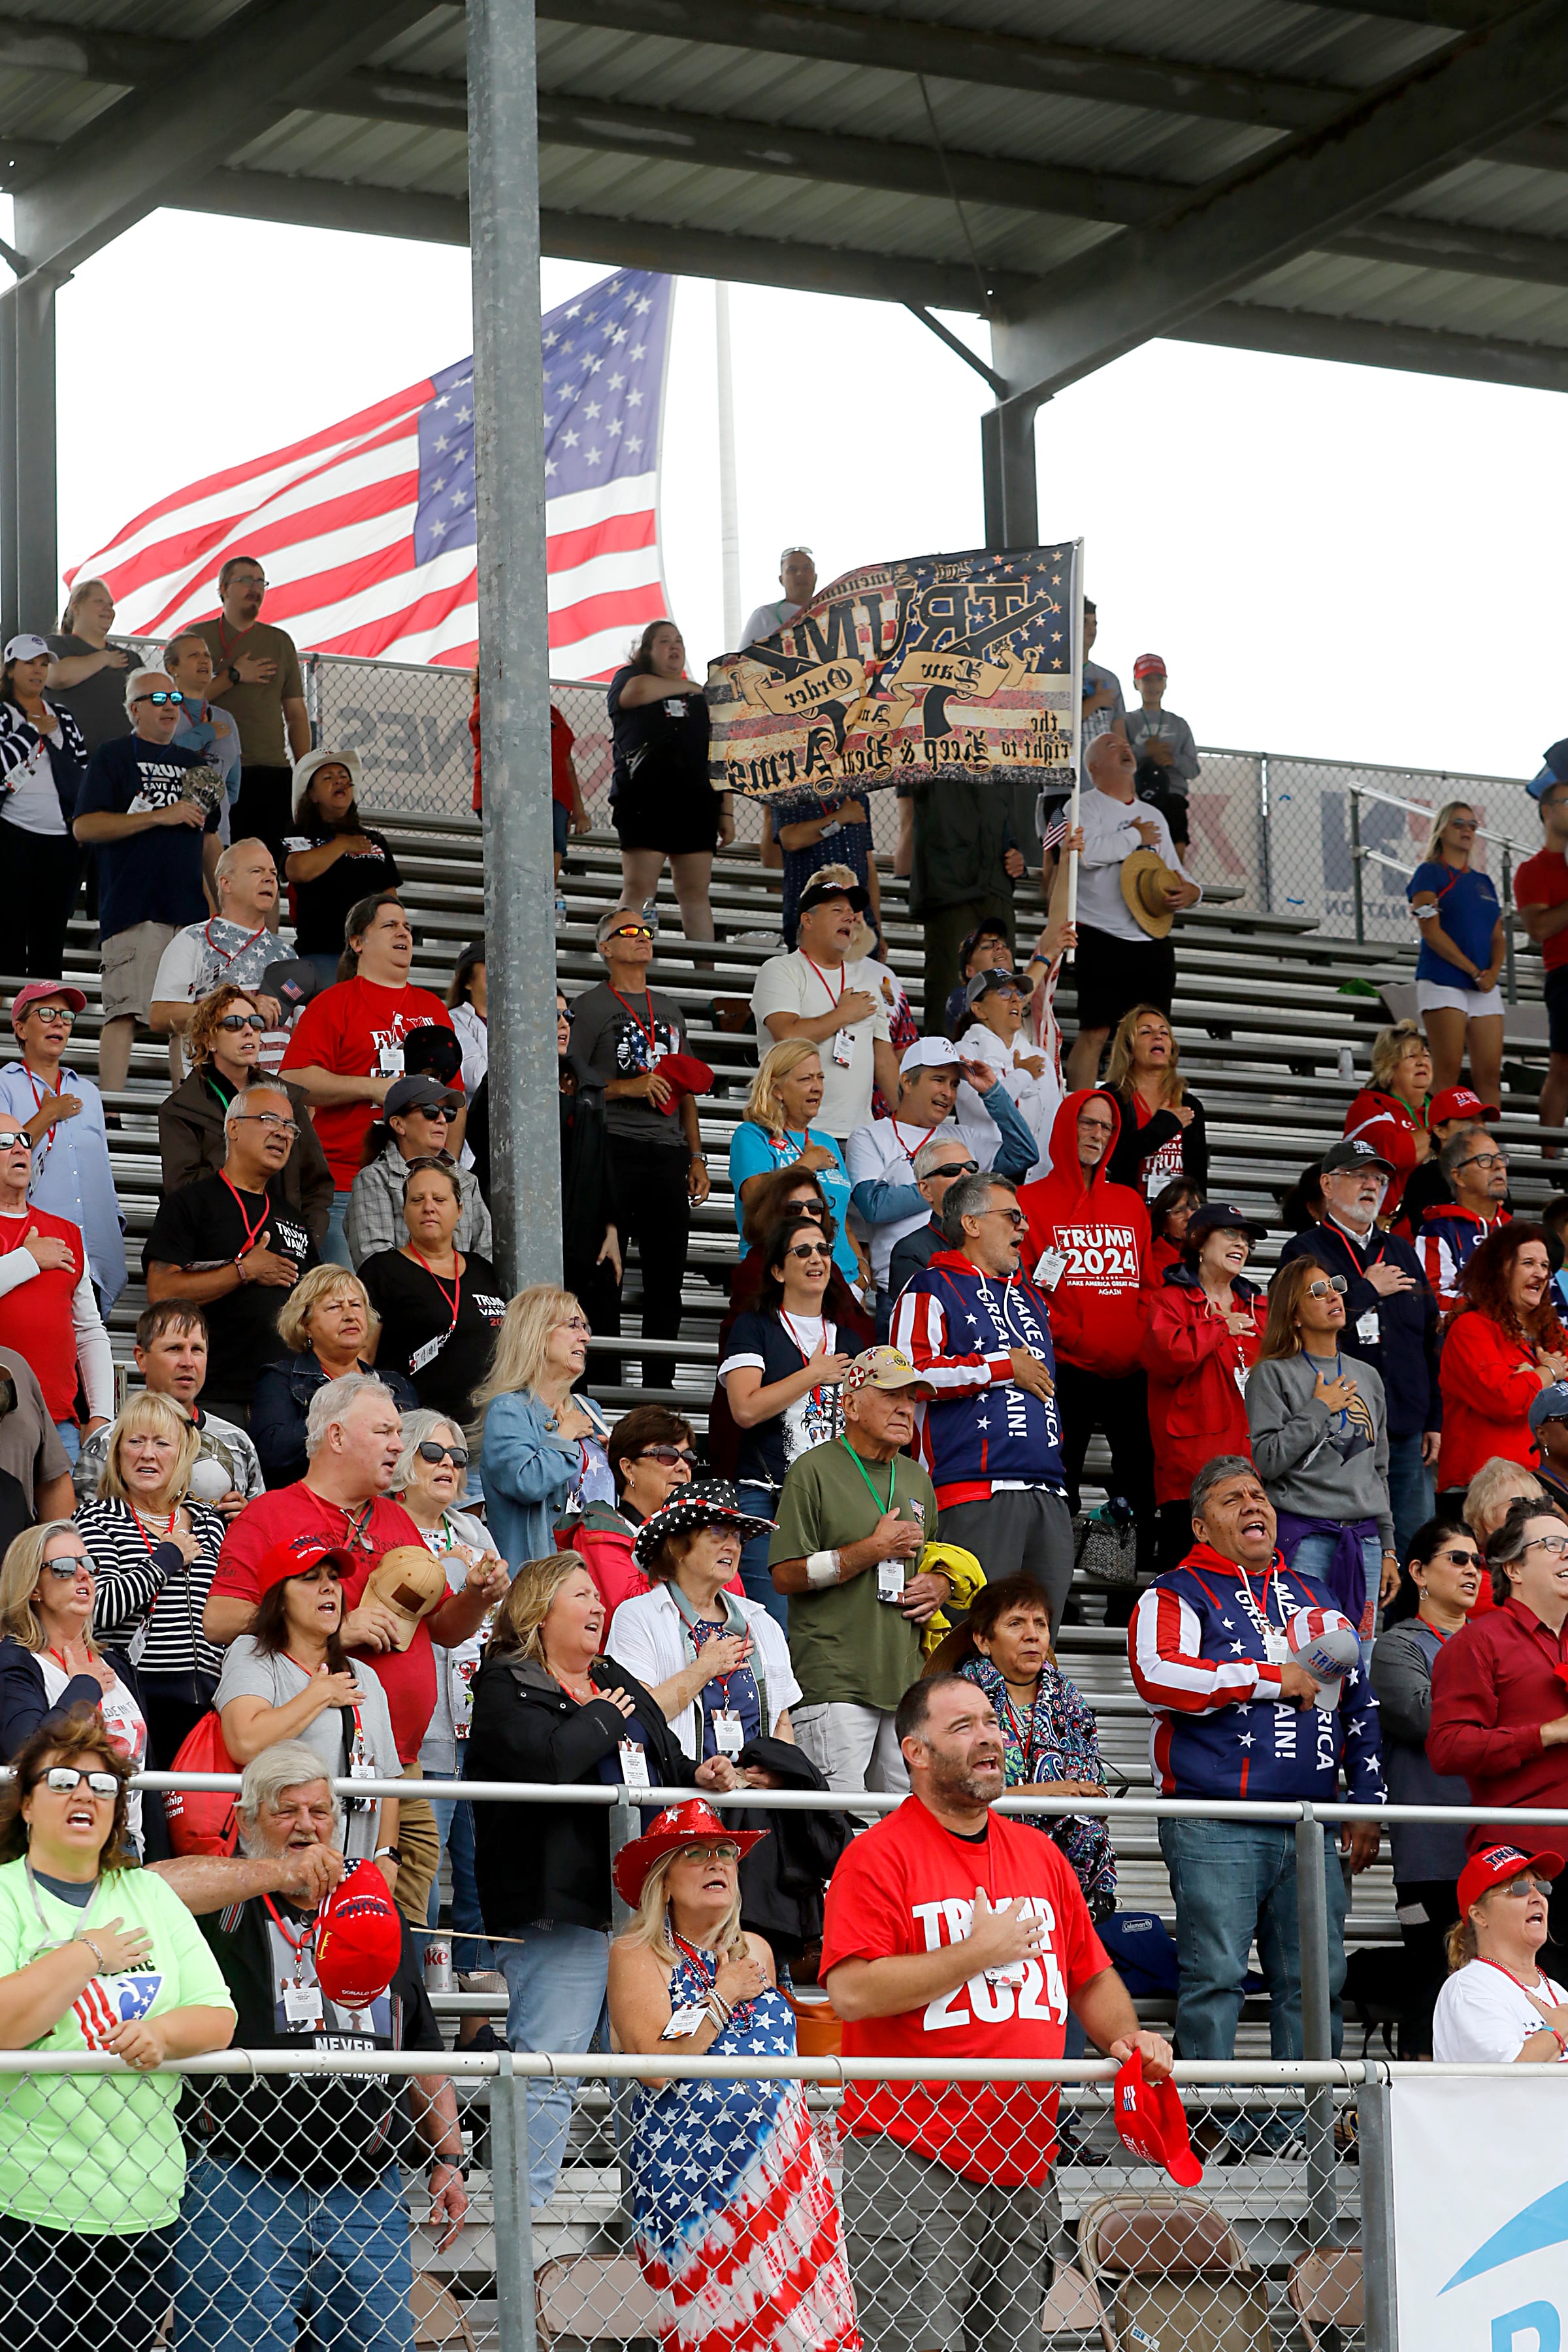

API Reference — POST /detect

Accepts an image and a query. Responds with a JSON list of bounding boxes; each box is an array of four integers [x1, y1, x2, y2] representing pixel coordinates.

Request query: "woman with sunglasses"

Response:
[[359, 1159, 507, 1441], [1371, 1518, 1484, 2056], [0, 1705, 235, 2352], [398, 1409, 504, 1982], [1249, 1256, 1398, 1665], [0, 1524, 155, 1845], [159, 983, 333, 1243], [719, 1213, 868, 1624], [1433, 1844, 1568, 2063], [345, 1070, 491, 1269], [1407, 800, 1505, 1107], [250, 1264, 416, 1490]]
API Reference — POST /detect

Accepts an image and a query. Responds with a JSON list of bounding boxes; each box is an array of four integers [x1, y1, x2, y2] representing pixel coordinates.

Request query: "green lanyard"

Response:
[[840, 1437, 896, 1518]]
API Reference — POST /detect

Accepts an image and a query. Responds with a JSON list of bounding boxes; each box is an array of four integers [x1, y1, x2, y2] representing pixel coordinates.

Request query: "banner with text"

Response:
[[706, 542, 1081, 803], [1390, 2076, 1568, 2347]]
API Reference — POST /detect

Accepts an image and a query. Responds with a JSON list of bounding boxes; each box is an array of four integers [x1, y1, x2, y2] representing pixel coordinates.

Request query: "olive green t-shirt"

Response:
[[770, 1439, 938, 1712], [194, 619, 304, 766]]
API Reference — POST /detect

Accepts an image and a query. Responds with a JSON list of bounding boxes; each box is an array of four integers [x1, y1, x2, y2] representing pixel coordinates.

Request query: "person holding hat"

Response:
[[282, 749, 401, 992], [1516, 764, 1568, 1147], [1103, 1004, 1209, 1203], [753, 866, 900, 1143], [1406, 798, 1505, 1106], [466, 1550, 700, 2206], [768, 1347, 950, 1795], [1396, 1085, 1505, 1237], [1342, 1019, 1433, 1225], [1248, 1256, 1397, 1663], [569, 904, 710, 1386], [607, 1796, 858, 2352], [1276, 1138, 1441, 1559], [345, 1069, 491, 1267], [0, 634, 87, 983], [0, 981, 123, 1314], [1064, 732, 1200, 1094], [1143, 1204, 1267, 1574], [358, 1157, 508, 1433], [148, 836, 287, 1058], [174, 1741, 469, 2347], [1416, 1123, 1512, 1313], [1432, 1842, 1568, 2062], [1125, 652, 1200, 845], [213, 1534, 402, 1867], [608, 1480, 799, 1764], [158, 983, 333, 1247], [952, 964, 1057, 1175], [1437, 1225, 1568, 1500]]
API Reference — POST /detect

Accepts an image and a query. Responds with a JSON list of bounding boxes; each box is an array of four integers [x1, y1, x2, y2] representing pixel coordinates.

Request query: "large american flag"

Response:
[[65, 267, 674, 678]]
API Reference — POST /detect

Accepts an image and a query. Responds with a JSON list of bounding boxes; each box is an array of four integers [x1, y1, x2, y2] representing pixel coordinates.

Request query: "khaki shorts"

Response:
[[100, 919, 177, 1023]]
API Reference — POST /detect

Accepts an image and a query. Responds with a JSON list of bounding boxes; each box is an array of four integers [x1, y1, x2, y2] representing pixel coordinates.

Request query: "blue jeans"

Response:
[[323, 1189, 353, 1268], [500, 1923, 610, 2207], [174, 2154, 414, 2351], [54, 1419, 79, 1465], [1159, 1817, 1348, 2061], [1386, 1432, 1435, 1565], [1289, 1526, 1382, 1669], [429, 1789, 489, 1973], [737, 1482, 787, 1629]]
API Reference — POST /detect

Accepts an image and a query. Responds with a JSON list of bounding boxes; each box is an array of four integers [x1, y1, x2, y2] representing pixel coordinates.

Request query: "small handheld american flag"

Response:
[[73, 1970, 163, 2050]]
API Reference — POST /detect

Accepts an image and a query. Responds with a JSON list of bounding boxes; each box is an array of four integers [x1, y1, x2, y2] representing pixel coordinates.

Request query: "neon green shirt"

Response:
[[0, 1855, 235, 2232]]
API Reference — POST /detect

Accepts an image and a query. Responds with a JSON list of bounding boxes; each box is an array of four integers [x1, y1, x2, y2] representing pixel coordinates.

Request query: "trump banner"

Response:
[[707, 541, 1081, 802]]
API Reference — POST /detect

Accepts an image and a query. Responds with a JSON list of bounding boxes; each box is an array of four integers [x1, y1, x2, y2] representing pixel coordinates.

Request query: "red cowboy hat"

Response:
[[612, 1798, 768, 1909]]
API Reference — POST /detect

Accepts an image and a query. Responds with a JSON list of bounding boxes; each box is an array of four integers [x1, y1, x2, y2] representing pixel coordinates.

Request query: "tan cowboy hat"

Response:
[[1119, 846, 1180, 940]]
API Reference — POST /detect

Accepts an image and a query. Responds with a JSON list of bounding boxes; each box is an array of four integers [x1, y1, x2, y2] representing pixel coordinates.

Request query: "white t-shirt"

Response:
[[3, 730, 65, 838], [1076, 788, 1200, 945], [845, 1115, 969, 1290], [1433, 1957, 1568, 2063], [751, 950, 890, 1140], [739, 598, 802, 649], [38, 1654, 146, 1852], [414, 1505, 500, 1774]]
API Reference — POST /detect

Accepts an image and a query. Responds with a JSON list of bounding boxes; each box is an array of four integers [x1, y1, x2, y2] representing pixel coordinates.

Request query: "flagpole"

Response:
[[715, 282, 742, 650], [1067, 538, 1083, 930]]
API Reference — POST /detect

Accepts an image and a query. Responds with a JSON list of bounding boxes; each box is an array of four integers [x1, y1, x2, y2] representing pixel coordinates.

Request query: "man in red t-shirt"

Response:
[[1516, 770, 1568, 1143], [204, 1370, 506, 1924], [280, 892, 456, 1253], [821, 1675, 1171, 2352]]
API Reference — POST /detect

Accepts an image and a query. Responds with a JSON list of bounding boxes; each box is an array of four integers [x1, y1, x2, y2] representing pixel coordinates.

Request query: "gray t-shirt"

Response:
[[568, 981, 689, 1149], [213, 1638, 400, 1858]]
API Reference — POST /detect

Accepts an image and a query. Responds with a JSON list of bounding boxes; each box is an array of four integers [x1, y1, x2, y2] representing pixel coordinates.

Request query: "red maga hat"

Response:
[[1113, 2049, 1203, 2187], [1428, 1085, 1501, 1126], [314, 1859, 404, 2010], [612, 1799, 768, 1910], [254, 1533, 359, 1597], [1456, 1844, 1565, 1918]]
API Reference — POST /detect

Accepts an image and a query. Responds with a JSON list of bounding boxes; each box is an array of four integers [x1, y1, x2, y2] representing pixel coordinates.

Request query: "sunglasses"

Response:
[[932, 1161, 979, 1181], [636, 1445, 696, 1467], [217, 1013, 269, 1033], [1430, 1546, 1481, 1569], [231, 1111, 300, 1139], [987, 1206, 1028, 1228], [785, 1241, 832, 1262], [605, 924, 654, 943], [0, 1133, 30, 1152], [42, 1558, 91, 1581], [131, 690, 185, 707], [1307, 1277, 1348, 1298], [406, 1105, 453, 1122], [416, 1440, 469, 1468], [37, 1767, 116, 1797], [1498, 1876, 1556, 1899]]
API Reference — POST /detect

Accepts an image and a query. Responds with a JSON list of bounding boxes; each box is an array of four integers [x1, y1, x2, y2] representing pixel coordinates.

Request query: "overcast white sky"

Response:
[[45, 206, 1565, 787]]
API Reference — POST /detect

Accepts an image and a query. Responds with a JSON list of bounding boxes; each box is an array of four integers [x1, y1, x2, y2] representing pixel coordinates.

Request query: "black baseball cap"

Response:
[[796, 871, 868, 918], [384, 1073, 461, 1119], [1186, 1203, 1268, 1247], [1319, 1137, 1396, 1177]]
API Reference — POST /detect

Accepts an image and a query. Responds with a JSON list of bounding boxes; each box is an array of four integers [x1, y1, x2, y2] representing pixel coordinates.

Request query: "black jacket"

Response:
[[249, 1350, 419, 1490], [0, 1635, 169, 1857], [1107, 1088, 1209, 1196], [465, 1652, 689, 1934], [159, 1068, 335, 1245], [888, 1217, 941, 1303], [1276, 1218, 1440, 1441], [732, 1736, 852, 1965]]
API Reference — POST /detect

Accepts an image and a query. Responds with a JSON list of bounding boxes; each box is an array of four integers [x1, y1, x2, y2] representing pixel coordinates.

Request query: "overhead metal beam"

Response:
[[1332, 210, 1568, 290], [1175, 298, 1568, 395], [989, 0, 1568, 404], [182, 166, 470, 246], [10, 0, 434, 280]]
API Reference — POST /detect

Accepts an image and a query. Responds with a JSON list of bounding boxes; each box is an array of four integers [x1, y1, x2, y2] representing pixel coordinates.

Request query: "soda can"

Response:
[[424, 1936, 453, 1994]]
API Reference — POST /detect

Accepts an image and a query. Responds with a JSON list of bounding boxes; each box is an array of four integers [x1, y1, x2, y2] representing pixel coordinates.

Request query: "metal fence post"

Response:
[[302, 649, 321, 753], [489, 2048, 538, 2352], [1502, 843, 1518, 1004], [1257, 753, 1273, 913], [1357, 2068, 1399, 2351], [1348, 789, 1365, 945], [1294, 1807, 1338, 2243]]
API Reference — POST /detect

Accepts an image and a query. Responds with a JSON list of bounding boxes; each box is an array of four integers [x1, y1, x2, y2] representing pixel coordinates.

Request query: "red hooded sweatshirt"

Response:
[[1017, 1089, 1153, 1378]]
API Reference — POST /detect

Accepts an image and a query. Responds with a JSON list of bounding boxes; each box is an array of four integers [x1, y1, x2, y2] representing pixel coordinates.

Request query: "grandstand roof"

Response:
[[8, 0, 1568, 402]]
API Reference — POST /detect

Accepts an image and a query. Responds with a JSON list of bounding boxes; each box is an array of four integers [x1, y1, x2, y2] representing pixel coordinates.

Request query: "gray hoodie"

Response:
[[1245, 1347, 1394, 1558]]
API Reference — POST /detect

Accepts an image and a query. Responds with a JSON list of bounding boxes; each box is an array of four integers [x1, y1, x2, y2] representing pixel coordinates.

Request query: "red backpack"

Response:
[[164, 1711, 239, 1857]]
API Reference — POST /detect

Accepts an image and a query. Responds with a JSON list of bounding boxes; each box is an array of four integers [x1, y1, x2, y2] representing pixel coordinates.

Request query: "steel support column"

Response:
[[468, 0, 561, 1292], [979, 391, 1040, 550], [7, 276, 56, 636]]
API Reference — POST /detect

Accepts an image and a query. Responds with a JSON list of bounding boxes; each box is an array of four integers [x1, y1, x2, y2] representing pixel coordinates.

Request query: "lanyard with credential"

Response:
[[840, 1436, 896, 1518]]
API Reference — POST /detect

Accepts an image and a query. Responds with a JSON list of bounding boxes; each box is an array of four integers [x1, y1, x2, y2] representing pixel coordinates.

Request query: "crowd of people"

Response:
[[3, 566, 1568, 2351]]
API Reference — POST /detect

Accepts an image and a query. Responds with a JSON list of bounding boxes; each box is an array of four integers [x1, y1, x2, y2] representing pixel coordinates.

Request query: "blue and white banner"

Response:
[[1391, 2076, 1568, 2347]]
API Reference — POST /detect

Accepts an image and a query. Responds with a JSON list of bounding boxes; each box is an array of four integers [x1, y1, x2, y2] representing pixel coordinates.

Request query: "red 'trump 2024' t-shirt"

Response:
[[819, 1796, 1110, 2184], [281, 978, 457, 1188]]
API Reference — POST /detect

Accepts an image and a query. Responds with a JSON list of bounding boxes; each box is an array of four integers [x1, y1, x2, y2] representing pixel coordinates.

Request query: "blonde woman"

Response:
[[466, 1551, 691, 2208], [727, 1039, 858, 1282], [0, 1524, 153, 1846], [478, 1284, 612, 1562], [1405, 799, 1505, 1105], [75, 1392, 225, 1761], [250, 1262, 416, 1488], [608, 1799, 857, 2352], [1103, 1003, 1209, 1201], [1464, 1456, 1545, 1575], [1343, 1020, 1433, 1225]]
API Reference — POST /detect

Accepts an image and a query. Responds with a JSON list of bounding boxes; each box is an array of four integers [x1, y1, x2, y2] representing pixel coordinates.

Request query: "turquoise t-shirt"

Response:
[[727, 1120, 857, 1281], [0, 1856, 235, 2232]]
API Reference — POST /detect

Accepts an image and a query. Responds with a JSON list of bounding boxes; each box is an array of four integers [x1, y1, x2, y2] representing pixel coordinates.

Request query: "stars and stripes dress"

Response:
[[629, 1949, 860, 2352]]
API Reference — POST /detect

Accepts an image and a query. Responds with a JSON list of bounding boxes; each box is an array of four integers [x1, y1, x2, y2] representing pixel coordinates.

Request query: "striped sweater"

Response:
[[80, 1497, 225, 1685]]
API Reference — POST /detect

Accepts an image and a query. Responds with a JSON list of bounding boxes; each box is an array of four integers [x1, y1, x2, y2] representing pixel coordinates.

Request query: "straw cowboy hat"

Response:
[[1119, 845, 1181, 939]]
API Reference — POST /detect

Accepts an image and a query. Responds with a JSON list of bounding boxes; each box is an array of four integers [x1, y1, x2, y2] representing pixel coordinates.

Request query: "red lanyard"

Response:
[[206, 917, 266, 968], [262, 1893, 316, 1963], [1478, 1955, 1558, 2006], [671, 1932, 715, 1989], [779, 1309, 827, 1365], [0, 1214, 36, 1256], [410, 1247, 462, 1331], [890, 1119, 928, 1160], [216, 617, 254, 661], [220, 1175, 270, 1258], [802, 956, 844, 1010], [608, 987, 660, 1058], [306, 1493, 376, 1554], [129, 1506, 178, 1559]]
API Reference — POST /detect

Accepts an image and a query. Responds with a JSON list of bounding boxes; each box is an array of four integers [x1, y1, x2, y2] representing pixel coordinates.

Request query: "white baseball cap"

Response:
[[4, 634, 50, 662], [900, 1037, 964, 1075]]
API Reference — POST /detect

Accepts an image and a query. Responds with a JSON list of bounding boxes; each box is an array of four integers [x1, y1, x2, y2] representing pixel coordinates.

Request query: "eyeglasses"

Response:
[[559, 1316, 591, 1336], [24, 1005, 75, 1025], [676, 1842, 740, 1866], [42, 1557, 91, 1580], [131, 690, 185, 707], [0, 1133, 29, 1152], [785, 1241, 832, 1262], [1460, 1152, 1509, 1171], [37, 1768, 116, 1797], [1307, 1277, 1348, 1298], [1524, 1534, 1568, 1559], [1498, 1876, 1556, 1899], [931, 1161, 979, 1181], [231, 1111, 300, 1139], [636, 1445, 696, 1467], [217, 1013, 269, 1033], [416, 1440, 470, 1468]]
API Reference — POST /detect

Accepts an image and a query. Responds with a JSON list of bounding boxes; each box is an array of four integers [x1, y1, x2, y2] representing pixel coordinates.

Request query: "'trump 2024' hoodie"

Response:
[[1017, 1090, 1152, 1378]]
